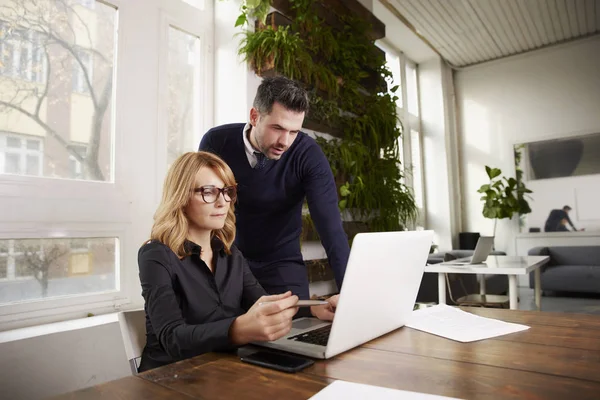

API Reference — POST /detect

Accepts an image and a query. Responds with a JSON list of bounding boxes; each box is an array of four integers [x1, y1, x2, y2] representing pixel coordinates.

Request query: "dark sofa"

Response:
[[417, 250, 508, 305], [528, 246, 600, 294]]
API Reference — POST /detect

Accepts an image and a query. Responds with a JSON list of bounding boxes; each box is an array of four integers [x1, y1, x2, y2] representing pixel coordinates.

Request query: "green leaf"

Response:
[[477, 184, 490, 193], [489, 168, 502, 179], [235, 14, 247, 27], [338, 199, 347, 210], [390, 85, 399, 93], [246, 0, 261, 8], [340, 182, 351, 197]]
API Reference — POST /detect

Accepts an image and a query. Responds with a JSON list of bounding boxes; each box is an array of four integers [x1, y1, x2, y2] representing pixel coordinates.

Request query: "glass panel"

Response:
[[25, 154, 40, 175], [384, 52, 402, 109], [167, 26, 202, 166], [6, 137, 21, 148], [0, 0, 117, 182], [0, 237, 118, 304], [410, 129, 423, 209], [26, 139, 40, 150], [406, 63, 419, 117], [5, 153, 20, 174]]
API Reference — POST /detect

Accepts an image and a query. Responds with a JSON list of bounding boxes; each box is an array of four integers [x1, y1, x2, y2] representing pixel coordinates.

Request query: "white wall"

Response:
[[0, 317, 129, 400], [419, 57, 460, 251], [455, 36, 600, 254]]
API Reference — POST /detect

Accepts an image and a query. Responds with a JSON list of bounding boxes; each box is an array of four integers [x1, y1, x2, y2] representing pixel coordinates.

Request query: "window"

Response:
[[0, 0, 214, 330], [410, 129, 424, 209], [384, 52, 403, 109], [405, 63, 419, 117], [0, 5, 112, 182], [0, 134, 43, 176], [377, 42, 425, 228], [72, 49, 93, 94], [167, 27, 203, 166], [0, 24, 47, 83], [0, 238, 116, 303]]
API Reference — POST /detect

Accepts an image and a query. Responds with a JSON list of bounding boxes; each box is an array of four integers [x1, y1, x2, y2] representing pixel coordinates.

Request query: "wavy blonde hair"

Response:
[[150, 151, 237, 257]]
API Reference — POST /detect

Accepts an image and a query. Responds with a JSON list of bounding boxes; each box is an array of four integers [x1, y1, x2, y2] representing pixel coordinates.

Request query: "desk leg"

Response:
[[509, 275, 518, 310], [438, 273, 447, 305], [534, 268, 542, 311], [479, 274, 486, 295]]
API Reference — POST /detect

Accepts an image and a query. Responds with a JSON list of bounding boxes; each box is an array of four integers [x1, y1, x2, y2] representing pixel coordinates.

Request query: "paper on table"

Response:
[[406, 304, 529, 342], [309, 381, 462, 400]]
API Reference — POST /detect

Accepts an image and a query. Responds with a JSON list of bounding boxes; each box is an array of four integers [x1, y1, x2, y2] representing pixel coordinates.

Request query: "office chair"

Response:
[[117, 309, 146, 375], [443, 253, 509, 309]]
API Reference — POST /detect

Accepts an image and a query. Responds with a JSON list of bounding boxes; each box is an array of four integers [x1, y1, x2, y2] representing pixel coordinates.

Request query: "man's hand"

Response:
[[310, 295, 339, 321], [229, 291, 299, 345]]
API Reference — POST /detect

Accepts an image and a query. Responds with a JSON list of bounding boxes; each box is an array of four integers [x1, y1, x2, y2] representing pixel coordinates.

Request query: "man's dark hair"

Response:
[[253, 76, 309, 115], [563, 205, 572, 211]]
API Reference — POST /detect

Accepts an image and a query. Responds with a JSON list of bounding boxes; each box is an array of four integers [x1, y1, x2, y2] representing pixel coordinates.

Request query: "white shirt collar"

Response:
[[242, 123, 260, 168]]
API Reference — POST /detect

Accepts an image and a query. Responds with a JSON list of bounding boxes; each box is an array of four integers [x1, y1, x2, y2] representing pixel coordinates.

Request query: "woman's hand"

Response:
[[229, 291, 299, 345], [310, 295, 339, 321]]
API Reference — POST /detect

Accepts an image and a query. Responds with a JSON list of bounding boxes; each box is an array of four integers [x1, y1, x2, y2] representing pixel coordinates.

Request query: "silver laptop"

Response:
[[447, 236, 494, 265], [254, 230, 433, 359]]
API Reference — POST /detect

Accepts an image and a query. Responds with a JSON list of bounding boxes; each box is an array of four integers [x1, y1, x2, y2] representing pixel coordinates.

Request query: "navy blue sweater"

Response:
[[199, 123, 348, 288]]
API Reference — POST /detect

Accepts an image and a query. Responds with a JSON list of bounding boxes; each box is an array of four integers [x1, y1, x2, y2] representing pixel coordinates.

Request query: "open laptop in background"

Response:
[[253, 230, 434, 359], [446, 236, 495, 265]]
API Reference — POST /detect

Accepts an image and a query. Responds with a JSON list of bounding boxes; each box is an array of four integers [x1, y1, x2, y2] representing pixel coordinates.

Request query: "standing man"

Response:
[[199, 76, 349, 317], [544, 205, 578, 232]]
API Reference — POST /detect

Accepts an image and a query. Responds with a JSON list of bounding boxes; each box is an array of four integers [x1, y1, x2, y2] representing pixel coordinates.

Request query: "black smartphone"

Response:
[[240, 350, 314, 373]]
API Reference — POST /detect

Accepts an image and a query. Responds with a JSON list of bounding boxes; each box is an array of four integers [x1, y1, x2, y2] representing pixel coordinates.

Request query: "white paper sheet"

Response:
[[406, 304, 529, 342], [309, 381, 462, 400]]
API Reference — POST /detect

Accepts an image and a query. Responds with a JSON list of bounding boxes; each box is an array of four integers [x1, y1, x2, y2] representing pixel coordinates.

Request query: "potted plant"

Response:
[[477, 166, 533, 237]]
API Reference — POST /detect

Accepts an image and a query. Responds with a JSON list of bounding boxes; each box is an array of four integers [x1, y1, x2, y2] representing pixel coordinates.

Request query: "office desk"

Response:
[[425, 256, 550, 310], [52, 308, 600, 400]]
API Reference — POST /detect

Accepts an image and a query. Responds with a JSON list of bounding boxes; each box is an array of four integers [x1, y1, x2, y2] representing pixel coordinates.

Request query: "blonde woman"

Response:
[[138, 151, 299, 372]]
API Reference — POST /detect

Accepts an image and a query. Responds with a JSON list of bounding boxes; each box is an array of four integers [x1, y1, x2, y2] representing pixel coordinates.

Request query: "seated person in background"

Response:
[[138, 151, 301, 372], [544, 205, 578, 232]]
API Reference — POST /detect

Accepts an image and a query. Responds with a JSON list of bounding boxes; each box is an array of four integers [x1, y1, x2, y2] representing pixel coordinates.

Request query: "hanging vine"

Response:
[[236, 0, 417, 234]]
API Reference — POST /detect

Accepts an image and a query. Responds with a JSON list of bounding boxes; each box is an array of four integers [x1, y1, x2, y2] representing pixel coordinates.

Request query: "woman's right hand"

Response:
[[229, 291, 299, 345]]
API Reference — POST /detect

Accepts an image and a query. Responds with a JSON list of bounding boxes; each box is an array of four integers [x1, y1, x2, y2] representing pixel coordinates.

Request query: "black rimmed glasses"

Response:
[[193, 185, 237, 204]]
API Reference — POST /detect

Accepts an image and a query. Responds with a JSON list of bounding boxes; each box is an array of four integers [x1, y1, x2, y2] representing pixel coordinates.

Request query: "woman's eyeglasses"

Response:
[[193, 185, 237, 204]]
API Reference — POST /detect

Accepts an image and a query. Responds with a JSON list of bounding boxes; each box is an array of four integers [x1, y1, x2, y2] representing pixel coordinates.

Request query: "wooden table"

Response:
[[52, 308, 600, 400], [425, 256, 550, 310]]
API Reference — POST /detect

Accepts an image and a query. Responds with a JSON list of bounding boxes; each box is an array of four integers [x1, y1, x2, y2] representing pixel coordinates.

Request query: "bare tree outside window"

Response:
[[0, 238, 117, 304], [0, 0, 116, 181], [16, 241, 69, 297]]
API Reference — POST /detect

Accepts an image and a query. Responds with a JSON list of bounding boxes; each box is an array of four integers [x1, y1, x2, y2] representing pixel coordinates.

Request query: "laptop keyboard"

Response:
[[287, 325, 331, 346]]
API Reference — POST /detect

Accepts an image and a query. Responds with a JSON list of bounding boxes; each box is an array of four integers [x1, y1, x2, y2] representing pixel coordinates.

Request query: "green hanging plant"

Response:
[[237, 1, 418, 235]]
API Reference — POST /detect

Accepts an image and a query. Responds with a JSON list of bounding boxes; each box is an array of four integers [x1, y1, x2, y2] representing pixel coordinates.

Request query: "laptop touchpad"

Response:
[[292, 318, 325, 331]]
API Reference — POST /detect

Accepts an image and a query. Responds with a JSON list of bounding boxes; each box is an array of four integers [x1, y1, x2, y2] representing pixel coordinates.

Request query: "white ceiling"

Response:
[[383, 0, 600, 67]]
